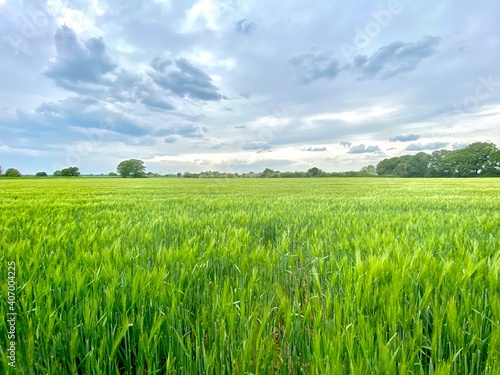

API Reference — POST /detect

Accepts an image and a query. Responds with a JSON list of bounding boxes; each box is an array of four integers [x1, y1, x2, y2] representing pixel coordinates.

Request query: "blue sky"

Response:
[[1, 0, 499, 174]]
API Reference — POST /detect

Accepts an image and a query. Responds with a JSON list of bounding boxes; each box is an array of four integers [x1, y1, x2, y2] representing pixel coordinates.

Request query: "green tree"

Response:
[[486, 149, 500, 176], [117, 159, 146, 178], [376, 157, 400, 175], [261, 168, 275, 178], [108, 172, 118, 177], [428, 150, 450, 176], [61, 167, 80, 176], [307, 167, 324, 177], [359, 165, 377, 176], [4, 168, 21, 177], [53, 170, 62, 176], [35, 172, 48, 177], [439, 142, 497, 177]]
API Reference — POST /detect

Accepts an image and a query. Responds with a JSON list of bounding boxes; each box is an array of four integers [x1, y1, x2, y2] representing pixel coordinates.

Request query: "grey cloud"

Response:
[[301, 146, 327, 152], [234, 125, 246, 129], [340, 141, 352, 147], [289, 52, 342, 84], [45, 26, 117, 86], [163, 136, 177, 143], [1, 97, 149, 152], [149, 57, 223, 101], [153, 124, 207, 139], [242, 141, 272, 150], [348, 144, 380, 154], [354, 36, 441, 80], [405, 142, 448, 151], [209, 143, 226, 150], [235, 19, 256, 34], [141, 97, 176, 111], [389, 134, 420, 142]]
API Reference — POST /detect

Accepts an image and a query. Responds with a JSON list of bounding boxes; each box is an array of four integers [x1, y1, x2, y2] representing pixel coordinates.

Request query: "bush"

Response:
[[4, 168, 21, 177]]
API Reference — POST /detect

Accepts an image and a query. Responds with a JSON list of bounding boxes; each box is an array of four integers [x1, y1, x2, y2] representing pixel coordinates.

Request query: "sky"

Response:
[[1, 0, 499, 175]]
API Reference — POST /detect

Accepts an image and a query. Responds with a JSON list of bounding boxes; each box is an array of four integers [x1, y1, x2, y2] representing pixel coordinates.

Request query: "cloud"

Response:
[[163, 136, 177, 143], [348, 144, 380, 154], [45, 26, 117, 87], [235, 19, 256, 34], [301, 146, 327, 152], [289, 52, 342, 84], [242, 141, 272, 150], [34, 97, 148, 137], [405, 142, 448, 151], [354, 36, 441, 80], [141, 97, 176, 111], [154, 124, 208, 139], [389, 134, 420, 142], [149, 57, 224, 101], [452, 142, 469, 150], [340, 141, 352, 147]]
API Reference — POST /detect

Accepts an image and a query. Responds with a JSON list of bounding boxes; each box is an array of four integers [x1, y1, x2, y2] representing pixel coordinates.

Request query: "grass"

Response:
[[1, 178, 499, 374]]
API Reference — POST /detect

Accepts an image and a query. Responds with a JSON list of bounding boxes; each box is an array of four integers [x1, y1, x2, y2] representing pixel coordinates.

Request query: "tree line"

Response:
[[1, 142, 499, 178], [376, 142, 500, 177]]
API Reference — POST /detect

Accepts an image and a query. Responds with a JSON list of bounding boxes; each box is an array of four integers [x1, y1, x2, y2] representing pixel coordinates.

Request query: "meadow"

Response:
[[1, 177, 499, 374]]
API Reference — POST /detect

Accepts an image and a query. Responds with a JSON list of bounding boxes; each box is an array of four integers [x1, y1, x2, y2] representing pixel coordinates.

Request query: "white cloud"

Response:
[[181, 0, 222, 32], [46, 0, 102, 35], [306, 106, 398, 123]]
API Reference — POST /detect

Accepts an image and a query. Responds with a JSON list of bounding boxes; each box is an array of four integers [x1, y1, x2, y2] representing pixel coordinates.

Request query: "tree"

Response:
[[61, 167, 80, 176], [428, 150, 450, 176], [108, 172, 118, 177], [35, 172, 48, 177], [117, 159, 146, 178], [0, 166, 3, 175], [53, 170, 62, 176], [4, 168, 21, 177], [376, 157, 400, 175], [307, 167, 323, 177], [359, 165, 377, 176]]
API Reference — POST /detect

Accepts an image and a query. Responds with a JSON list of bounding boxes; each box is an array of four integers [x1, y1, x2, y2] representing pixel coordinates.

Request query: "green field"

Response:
[[1, 178, 500, 374]]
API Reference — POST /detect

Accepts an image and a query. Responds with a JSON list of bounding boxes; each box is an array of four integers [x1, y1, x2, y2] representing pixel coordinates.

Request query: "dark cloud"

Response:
[[45, 26, 117, 86], [242, 141, 272, 150], [234, 125, 246, 129], [301, 146, 327, 152], [354, 36, 441, 80], [0, 96, 150, 153], [36, 98, 148, 137], [340, 141, 352, 147], [153, 124, 207, 139], [163, 136, 177, 143], [141, 97, 176, 111], [348, 144, 380, 154], [289, 52, 342, 84], [389, 134, 420, 142], [149, 57, 223, 101], [235, 19, 256, 34], [405, 142, 448, 151]]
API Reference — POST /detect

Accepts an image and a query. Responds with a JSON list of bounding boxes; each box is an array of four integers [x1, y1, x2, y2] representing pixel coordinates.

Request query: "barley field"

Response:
[[1, 178, 500, 374]]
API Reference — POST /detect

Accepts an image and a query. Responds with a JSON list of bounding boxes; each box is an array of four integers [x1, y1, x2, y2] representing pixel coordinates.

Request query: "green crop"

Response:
[[1, 178, 499, 374]]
